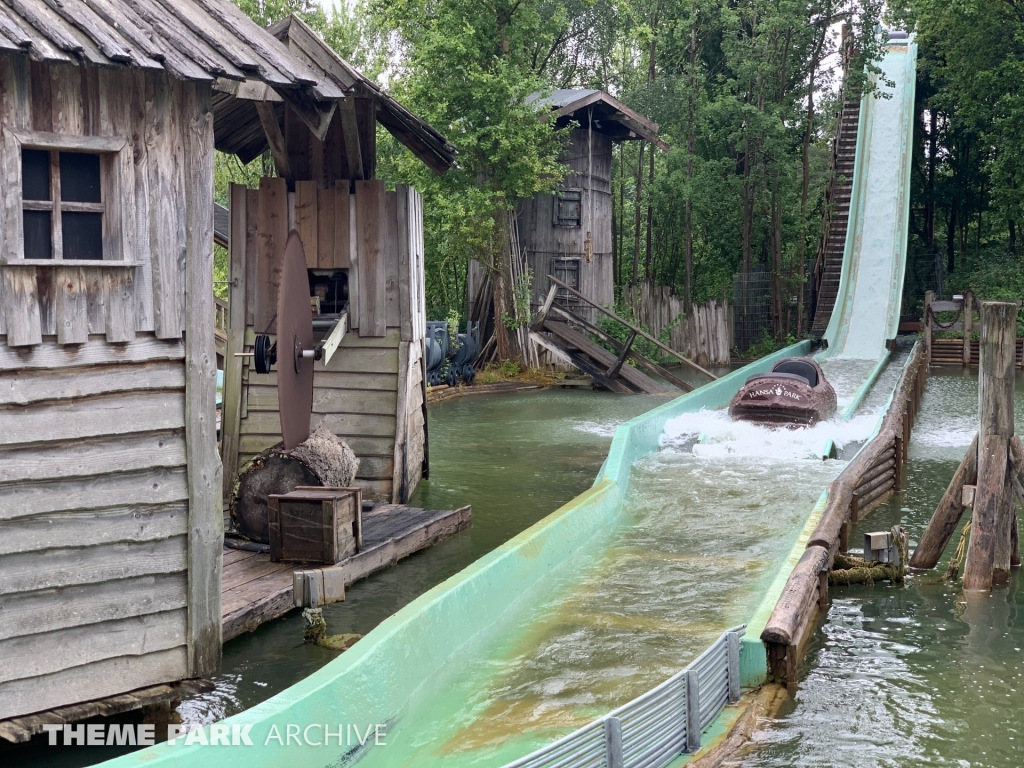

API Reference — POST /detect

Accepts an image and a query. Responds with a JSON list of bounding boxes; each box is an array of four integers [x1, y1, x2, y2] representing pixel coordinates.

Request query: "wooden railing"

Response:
[[925, 289, 1024, 368], [761, 344, 928, 682]]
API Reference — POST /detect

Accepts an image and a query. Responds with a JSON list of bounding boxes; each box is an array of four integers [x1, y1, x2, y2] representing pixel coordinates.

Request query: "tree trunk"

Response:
[[797, 25, 824, 335], [491, 215, 520, 363], [644, 9, 659, 282], [947, 205, 956, 273], [684, 0, 697, 313], [771, 185, 783, 339], [633, 142, 645, 286]]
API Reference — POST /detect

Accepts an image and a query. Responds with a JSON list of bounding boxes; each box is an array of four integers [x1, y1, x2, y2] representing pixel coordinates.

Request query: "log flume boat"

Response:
[[728, 357, 837, 426]]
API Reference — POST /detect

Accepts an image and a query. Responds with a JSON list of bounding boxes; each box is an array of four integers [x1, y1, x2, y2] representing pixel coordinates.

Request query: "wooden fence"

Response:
[[622, 282, 731, 367], [761, 344, 928, 682]]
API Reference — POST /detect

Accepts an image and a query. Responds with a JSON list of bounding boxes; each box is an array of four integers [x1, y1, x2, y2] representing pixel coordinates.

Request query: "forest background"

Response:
[[215, 0, 1024, 356]]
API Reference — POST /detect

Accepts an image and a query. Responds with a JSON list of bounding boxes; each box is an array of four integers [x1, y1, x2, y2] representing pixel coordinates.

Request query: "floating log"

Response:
[[830, 527, 907, 585], [908, 433, 978, 568], [964, 301, 1018, 591], [232, 425, 359, 543]]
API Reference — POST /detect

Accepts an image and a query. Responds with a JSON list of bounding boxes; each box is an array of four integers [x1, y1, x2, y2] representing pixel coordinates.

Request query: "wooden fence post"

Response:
[[963, 289, 973, 368], [924, 290, 934, 367], [963, 301, 1018, 591]]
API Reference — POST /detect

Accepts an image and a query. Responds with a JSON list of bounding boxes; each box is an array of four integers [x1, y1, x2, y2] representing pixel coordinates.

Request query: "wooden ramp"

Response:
[[530, 276, 717, 395], [543, 320, 669, 394], [222, 502, 471, 641]]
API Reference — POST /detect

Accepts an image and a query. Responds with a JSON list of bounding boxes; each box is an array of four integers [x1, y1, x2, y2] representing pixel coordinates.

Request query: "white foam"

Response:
[[573, 420, 622, 438], [660, 407, 883, 461]]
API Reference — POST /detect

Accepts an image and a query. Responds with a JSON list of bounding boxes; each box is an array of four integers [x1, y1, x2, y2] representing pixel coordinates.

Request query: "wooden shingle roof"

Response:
[[212, 15, 457, 174], [0, 1, 457, 174], [526, 89, 669, 151], [0, 0, 342, 99]]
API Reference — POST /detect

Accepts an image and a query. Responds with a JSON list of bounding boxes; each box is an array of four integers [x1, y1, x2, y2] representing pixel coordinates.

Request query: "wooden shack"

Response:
[[217, 17, 456, 509], [468, 90, 667, 328], [0, 0, 446, 727]]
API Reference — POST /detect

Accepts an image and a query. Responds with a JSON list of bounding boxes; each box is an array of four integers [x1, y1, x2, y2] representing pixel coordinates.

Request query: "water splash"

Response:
[[660, 408, 882, 461]]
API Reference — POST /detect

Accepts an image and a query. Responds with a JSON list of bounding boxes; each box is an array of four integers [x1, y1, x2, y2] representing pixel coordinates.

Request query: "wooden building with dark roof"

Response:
[[467, 89, 666, 327], [0, 0, 453, 728], [217, 15, 455, 509]]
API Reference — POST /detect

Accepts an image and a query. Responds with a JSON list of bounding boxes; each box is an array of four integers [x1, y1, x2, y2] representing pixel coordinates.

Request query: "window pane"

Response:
[[24, 210, 52, 259], [60, 152, 101, 203], [22, 149, 50, 201], [62, 212, 103, 260]]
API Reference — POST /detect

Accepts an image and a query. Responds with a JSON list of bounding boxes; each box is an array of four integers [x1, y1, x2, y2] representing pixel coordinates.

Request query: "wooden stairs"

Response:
[[811, 98, 861, 336]]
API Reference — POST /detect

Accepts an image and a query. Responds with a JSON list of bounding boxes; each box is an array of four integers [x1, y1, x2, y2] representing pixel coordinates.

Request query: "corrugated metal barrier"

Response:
[[502, 625, 745, 768]]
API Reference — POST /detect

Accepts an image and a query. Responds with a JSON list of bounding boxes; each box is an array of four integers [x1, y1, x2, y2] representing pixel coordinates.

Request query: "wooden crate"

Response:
[[267, 486, 362, 564]]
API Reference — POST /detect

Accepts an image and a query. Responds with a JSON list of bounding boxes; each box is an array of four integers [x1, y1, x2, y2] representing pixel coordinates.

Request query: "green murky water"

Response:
[[745, 370, 1024, 768]]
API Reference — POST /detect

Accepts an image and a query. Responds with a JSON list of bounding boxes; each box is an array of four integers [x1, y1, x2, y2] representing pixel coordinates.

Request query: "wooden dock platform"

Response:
[[222, 502, 471, 641]]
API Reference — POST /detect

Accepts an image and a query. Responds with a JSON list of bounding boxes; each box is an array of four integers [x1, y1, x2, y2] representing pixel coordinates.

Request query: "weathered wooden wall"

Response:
[[0, 339, 190, 721], [222, 182, 427, 503], [622, 281, 732, 367], [0, 53, 221, 720], [518, 129, 614, 324], [0, 56, 205, 344]]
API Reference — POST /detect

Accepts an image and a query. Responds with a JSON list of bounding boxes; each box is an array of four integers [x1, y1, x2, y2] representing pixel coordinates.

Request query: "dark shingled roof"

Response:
[[0, 2, 457, 173], [0, 0, 341, 97], [526, 89, 669, 151]]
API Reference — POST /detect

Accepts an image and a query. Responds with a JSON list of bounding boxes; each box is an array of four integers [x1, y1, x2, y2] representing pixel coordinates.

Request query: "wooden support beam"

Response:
[[530, 283, 558, 332], [220, 184, 248, 503], [549, 304, 694, 392], [924, 290, 934, 366], [183, 83, 222, 676], [908, 433, 978, 569], [546, 274, 716, 380], [339, 97, 363, 181], [278, 92, 336, 144], [607, 330, 636, 378], [963, 289, 973, 367], [255, 103, 292, 182]]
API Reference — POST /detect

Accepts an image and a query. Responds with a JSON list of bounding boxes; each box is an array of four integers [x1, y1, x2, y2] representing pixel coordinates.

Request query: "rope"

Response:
[[944, 521, 972, 581]]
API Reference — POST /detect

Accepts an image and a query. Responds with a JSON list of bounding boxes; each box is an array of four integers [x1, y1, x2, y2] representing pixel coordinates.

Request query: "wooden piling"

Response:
[[963, 301, 1018, 591], [963, 290, 974, 368], [924, 290, 934, 366]]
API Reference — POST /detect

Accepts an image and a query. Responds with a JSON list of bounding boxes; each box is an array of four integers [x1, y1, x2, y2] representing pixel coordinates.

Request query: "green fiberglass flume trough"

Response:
[[821, 33, 917, 365], [102, 343, 810, 768]]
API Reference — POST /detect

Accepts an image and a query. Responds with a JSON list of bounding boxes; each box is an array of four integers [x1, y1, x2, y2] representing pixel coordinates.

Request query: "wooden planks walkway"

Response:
[[222, 502, 471, 642]]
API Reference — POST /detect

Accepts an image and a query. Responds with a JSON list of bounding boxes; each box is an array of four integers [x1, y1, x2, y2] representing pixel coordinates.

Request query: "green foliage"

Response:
[[213, 152, 269, 207], [596, 311, 672, 365], [739, 331, 799, 360], [892, 0, 1024, 313], [372, 0, 573, 321], [501, 267, 534, 330], [213, 244, 229, 301], [446, 307, 462, 350]]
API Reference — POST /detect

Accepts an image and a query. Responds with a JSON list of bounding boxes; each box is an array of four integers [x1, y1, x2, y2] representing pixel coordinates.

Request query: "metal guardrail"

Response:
[[502, 625, 745, 768]]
